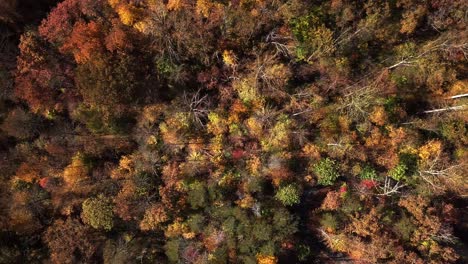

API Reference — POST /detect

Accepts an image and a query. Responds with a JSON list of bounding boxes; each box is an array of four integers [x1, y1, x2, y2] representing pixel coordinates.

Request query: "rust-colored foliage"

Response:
[[398, 195, 460, 262], [13, 162, 41, 183], [321, 190, 341, 210], [113, 180, 140, 221], [15, 33, 54, 112], [105, 20, 133, 52], [15, 30, 75, 114], [60, 21, 105, 64], [347, 208, 382, 238], [38, 0, 102, 43], [44, 218, 101, 264], [140, 203, 169, 231]]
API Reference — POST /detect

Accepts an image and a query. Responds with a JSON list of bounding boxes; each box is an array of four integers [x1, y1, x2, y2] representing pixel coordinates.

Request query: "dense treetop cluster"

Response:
[[0, 0, 467, 263]]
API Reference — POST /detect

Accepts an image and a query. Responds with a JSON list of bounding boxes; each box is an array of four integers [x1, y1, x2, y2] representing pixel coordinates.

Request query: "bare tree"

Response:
[[423, 105, 466, 114], [182, 89, 210, 128], [418, 153, 467, 194], [432, 224, 459, 244], [388, 35, 468, 70], [377, 176, 406, 196], [266, 29, 294, 57], [340, 84, 378, 121]]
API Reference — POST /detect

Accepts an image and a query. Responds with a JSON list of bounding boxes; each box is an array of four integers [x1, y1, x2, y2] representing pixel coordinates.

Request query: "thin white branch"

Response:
[[387, 60, 416, 69], [423, 105, 466, 113], [377, 176, 406, 196], [447, 94, 468, 99], [292, 108, 314, 116]]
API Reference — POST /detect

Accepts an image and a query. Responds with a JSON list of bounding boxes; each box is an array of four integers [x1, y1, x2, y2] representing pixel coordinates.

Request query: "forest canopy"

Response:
[[0, 0, 467, 263]]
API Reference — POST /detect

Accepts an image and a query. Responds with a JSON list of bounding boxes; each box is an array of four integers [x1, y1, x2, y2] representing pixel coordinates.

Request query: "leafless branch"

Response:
[[377, 176, 406, 196], [340, 85, 377, 121], [447, 93, 468, 99], [183, 89, 210, 127], [423, 104, 466, 114], [292, 108, 314, 116], [418, 154, 466, 193], [387, 59, 416, 69], [266, 29, 294, 57], [432, 225, 459, 244]]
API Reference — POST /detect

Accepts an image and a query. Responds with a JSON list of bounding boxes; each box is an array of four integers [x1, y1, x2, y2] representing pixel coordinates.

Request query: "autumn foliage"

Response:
[[0, 0, 466, 263]]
